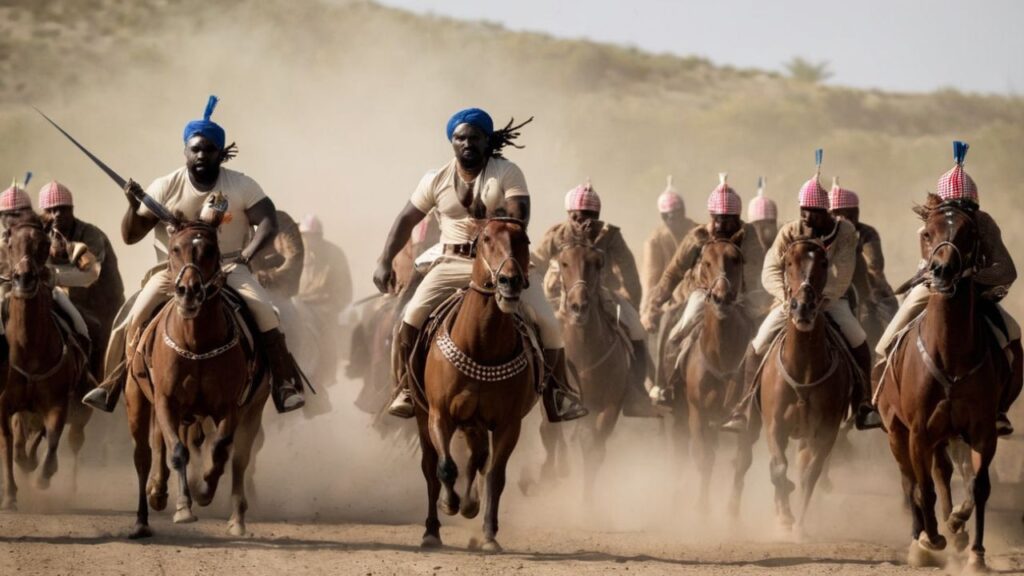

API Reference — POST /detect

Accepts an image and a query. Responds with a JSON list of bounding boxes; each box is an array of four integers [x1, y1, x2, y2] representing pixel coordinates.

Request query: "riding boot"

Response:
[[850, 343, 882, 430], [622, 339, 657, 417], [541, 348, 588, 423], [997, 339, 1023, 436], [261, 328, 306, 414], [82, 358, 126, 413], [721, 344, 762, 433], [387, 322, 420, 419]]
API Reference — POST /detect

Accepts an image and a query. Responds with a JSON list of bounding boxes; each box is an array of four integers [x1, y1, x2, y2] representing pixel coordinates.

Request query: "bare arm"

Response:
[[373, 202, 427, 293], [120, 180, 159, 245], [506, 196, 530, 227], [241, 198, 279, 264]]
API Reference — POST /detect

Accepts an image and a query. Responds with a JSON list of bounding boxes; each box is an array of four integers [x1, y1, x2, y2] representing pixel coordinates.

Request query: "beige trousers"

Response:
[[752, 299, 866, 355], [402, 255, 563, 348]]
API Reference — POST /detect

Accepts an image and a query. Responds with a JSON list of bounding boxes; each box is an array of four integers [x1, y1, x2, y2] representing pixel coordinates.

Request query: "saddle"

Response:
[[399, 289, 545, 411], [129, 286, 263, 407]]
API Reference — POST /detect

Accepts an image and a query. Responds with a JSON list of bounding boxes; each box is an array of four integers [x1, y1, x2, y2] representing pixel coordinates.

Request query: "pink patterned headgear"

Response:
[[0, 179, 32, 213], [828, 177, 859, 210], [798, 148, 829, 210], [747, 177, 777, 222], [564, 180, 601, 213], [936, 141, 978, 203], [706, 173, 742, 216], [657, 175, 684, 214], [39, 180, 74, 210]]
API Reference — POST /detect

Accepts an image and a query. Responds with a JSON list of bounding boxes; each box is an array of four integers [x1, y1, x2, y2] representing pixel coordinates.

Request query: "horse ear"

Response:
[[730, 227, 746, 246]]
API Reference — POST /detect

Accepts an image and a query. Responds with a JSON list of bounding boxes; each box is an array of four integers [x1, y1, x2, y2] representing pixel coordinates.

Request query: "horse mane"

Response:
[[8, 210, 43, 229]]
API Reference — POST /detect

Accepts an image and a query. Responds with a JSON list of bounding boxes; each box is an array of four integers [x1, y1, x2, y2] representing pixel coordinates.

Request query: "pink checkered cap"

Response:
[[706, 173, 741, 216], [828, 178, 859, 210], [0, 185, 31, 212], [798, 177, 829, 210], [747, 191, 777, 222], [39, 180, 74, 210], [937, 165, 978, 203], [657, 175, 684, 213], [299, 214, 322, 235], [564, 181, 601, 213]]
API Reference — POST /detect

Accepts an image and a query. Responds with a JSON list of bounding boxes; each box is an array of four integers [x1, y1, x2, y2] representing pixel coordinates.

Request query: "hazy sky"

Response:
[[376, 0, 1023, 95]]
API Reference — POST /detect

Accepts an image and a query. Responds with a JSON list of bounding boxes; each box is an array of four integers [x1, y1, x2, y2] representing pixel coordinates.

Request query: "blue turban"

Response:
[[445, 108, 493, 141], [183, 95, 226, 150]]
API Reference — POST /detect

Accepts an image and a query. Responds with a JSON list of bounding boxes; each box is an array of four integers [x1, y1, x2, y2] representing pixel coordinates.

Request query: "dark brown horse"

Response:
[[0, 213, 91, 509], [877, 198, 1008, 571], [125, 220, 268, 538], [544, 238, 633, 503], [672, 236, 753, 515], [754, 239, 853, 534], [417, 218, 538, 551]]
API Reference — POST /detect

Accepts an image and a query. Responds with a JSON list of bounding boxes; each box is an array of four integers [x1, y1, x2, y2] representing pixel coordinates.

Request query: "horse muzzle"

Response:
[[10, 273, 40, 299]]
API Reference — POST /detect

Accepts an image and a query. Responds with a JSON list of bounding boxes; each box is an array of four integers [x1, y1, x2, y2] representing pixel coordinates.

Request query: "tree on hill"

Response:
[[784, 57, 833, 84]]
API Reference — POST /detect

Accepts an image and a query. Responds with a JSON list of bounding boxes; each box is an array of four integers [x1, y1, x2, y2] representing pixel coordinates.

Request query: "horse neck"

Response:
[[167, 296, 230, 351], [7, 290, 59, 368], [451, 288, 519, 362], [924, 280, 978, 367], [781, 317, 832, 382], [701, 302, 746, 369]]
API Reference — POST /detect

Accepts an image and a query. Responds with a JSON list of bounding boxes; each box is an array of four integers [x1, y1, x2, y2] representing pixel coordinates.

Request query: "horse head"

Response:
[[557, 239, 604, 326], [698, 229, 746, 312], [471, 217, 530, 314], [3, 212, 52, 299], [783, 238, 829, 332], [166, 220, 224, 319], [917, 194, 979, 296]]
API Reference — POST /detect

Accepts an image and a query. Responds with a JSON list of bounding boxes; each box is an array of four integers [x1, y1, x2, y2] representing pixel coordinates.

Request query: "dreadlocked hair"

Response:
[[488, 116, 534, 159]]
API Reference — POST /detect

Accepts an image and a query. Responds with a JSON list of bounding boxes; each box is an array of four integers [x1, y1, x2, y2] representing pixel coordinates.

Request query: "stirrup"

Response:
[[544, 389, 588, 423], [854, 405, 883, 431], [388, 389, 416, 419], [82, 387, 115, 413], [273, 384, 305, 414], [997, 413, 1014, 437], [720, 413, 748, 434], [649, 385, 673, 407]]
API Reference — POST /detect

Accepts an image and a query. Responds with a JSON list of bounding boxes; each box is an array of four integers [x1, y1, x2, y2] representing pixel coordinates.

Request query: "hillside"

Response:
[[1, 0, 1022, 314]]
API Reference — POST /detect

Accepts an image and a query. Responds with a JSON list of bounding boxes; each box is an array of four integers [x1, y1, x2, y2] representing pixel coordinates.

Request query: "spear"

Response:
[[33, 107, 179, 226]]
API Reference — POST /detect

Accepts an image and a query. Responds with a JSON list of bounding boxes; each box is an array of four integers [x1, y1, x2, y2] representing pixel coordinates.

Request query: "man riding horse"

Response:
[[644, 174, 767, 404], [828, 178, 898, 350], [640, 176, 697, 333], [747, 177, 779, 257], [374, 108, 586, 422], [83, 96, 306, 413], [531, 180, 653, 416], [722, 152, 882, 432], [875, 143, 1021, 435]]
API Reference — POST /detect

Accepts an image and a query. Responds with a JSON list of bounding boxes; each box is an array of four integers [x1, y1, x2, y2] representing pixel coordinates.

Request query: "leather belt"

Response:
[[443, 243, 475, 258]]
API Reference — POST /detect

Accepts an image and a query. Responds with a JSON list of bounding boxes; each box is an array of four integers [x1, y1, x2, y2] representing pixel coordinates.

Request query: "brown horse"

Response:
[[0, 213, 91, 509], [544, 238, 634, 503], [417, 218, 538, 551], [877, 199, 1008, 571], [125, 220, 268, 538], [754, 239, 853, 534], [672, 236, 753, 515]]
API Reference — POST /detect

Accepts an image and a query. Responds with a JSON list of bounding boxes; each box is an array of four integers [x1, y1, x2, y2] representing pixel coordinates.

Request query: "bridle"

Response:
[[697, 238, 743, 304], [171, 226, 224, 306], [925, 204, 979, 293], [468, 217, 530, 295], [782, 238, 826, 316], [1, 221, 52, 299], [556, 239, 603, 316]]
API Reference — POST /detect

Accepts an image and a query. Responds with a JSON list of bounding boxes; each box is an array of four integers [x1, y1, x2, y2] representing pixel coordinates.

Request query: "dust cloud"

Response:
[[0, 0, 1022, 559]]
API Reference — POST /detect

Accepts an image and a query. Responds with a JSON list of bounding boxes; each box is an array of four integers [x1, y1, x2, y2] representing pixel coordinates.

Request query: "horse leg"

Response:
[[227, 409, 261, 536], [729, 426, 755, 519], [416, 412, 442, 548], [36, 404, 68, 490], [966, 439, 996, 572], [0, 406, 18, 510], [949, 440, 976, 535], [460, 426, 488, 519], [796, 433, 837, 536], [427, 409, 459, 516], [909, 429, 945, 550], [538, 418, 560, 484], [126, 381, 153, 539], [931, 441, 966, 551], [688, 401, 713, 515], [583, 407, 618, 507], [66, 405, 88, 496], [483, 419, 522, 552], [196, 416, 235, 507], [155, 398, 195, 524], [12, 414, 30, 471], [766, 416, 794, 531], [147, 406, 169, 511]]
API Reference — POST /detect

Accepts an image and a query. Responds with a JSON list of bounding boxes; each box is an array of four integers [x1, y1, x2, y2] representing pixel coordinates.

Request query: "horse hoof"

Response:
[[907, 538, 945, 568], [173, 509, 198, 524], [482, 539, 503, 553], [421, 534, 442, 549], [460, 499, 480, 519], [227, 520, 246, 537], [439, 495, 460, 517], [195, 491, 214, 508], [16, 457, 38, 473], [952, 529, 970, 553], [918, 532, 947, 551], [965, 551, 989, 574], [0, 499, 16, 512], [149, 493, 168, 512], [128, 523, 153, 539]]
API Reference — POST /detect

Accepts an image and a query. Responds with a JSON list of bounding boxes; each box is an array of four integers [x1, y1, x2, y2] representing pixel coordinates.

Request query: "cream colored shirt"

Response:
[[409, 157, 528, 245], [139, 166, 266, 261]]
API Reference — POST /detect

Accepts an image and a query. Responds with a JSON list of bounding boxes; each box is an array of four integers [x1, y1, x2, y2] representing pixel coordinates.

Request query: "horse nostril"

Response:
[[570, 303, 581, 313], [498, 276, 510, 286]]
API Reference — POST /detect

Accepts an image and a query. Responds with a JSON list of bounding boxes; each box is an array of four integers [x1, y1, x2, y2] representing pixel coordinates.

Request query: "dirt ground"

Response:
[[2, 385, 1024, 576]]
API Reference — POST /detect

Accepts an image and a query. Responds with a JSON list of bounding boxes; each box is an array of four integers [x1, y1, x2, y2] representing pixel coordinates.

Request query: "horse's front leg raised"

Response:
[[36, 403, 68, 490], [196, 415, 236, 507], [427, 408, 460, 516], [483, 419, 522, 552], [460, 425, 488, 519], [0, 405, 18, 510], [155, 396, 196, 524]]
